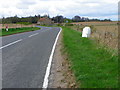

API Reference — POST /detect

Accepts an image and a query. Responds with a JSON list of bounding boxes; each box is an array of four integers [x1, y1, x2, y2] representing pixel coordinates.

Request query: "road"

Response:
[[1, 26, 61, 88]]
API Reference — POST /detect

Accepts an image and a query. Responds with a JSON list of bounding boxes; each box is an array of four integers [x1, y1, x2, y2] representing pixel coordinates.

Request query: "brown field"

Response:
[[0, 24, 36, 29], [70, 21, 118, 50], [71, 21, 118, 26], [92, 25, 118, 50]]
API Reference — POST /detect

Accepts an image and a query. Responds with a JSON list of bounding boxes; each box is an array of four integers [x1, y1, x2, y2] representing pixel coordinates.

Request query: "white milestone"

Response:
[[82, 27, 91, 37], [6, 28, 8, 32]]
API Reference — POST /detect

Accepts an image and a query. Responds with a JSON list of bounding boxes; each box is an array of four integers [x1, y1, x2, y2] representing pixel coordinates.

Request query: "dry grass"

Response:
[[92, 25, 118, 50], [1, 24, 36, 29], [71, 21, 117, 26]]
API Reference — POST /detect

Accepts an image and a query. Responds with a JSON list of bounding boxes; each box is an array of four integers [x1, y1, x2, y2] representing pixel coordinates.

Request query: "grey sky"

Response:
[[0, 0, 119, 20]]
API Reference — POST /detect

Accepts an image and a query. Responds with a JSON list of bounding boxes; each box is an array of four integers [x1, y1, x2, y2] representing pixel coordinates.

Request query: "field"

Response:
[[1, 24, 36, 29], [0, 27, 40, 36], [62, 26, 118, 88], [71, 21, 117, 26], [92, 25, 118, 50], [69, 21, 118, 50], [0, 24, 41, 36]]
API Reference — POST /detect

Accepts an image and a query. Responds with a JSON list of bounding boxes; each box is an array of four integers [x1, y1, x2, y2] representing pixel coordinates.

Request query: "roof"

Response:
[[39, 18, 46, 21]]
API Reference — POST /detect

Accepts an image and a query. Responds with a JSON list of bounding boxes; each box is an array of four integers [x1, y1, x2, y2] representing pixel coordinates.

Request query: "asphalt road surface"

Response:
[[1, 26, 60, 88]]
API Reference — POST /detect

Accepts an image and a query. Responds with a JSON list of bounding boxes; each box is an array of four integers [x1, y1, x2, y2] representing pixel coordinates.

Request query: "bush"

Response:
[[16, 22, 32, 25], [65, 23, 73, 26]]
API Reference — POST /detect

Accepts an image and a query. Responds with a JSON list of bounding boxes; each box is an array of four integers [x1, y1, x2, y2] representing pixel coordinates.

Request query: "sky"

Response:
[[0, 0, 119, 20]]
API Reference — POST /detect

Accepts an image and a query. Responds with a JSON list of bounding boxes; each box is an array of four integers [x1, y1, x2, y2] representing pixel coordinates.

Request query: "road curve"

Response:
[[2, 26, 60, 88]]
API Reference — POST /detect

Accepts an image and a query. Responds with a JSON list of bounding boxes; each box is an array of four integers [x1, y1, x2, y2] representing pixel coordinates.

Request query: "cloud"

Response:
[[16, 0, 37, 9], [0, 0, 119, 20]]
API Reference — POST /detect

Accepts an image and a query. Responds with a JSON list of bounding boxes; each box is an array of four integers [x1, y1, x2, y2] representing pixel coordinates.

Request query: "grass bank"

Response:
[[0, 27, 40, 36], [62, 27, 118, 88]]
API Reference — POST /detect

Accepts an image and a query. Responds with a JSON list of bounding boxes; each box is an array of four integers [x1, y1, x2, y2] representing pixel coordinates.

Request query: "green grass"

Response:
[[62, 27, 118, 88], [0, 27, 40, 36]]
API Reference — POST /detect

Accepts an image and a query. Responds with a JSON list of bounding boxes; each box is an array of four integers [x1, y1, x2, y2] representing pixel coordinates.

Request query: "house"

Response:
[[37, 17, 54, 25]]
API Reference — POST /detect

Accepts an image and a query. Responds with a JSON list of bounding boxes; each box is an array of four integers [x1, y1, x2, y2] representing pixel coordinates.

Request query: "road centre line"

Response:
[[42, 27, 62, 88], [28, 33, 39, 37], [0, 39, 22, 49]]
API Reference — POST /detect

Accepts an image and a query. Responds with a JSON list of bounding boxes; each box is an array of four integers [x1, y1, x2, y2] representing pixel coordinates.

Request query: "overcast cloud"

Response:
[[0, 0, 119, 20]]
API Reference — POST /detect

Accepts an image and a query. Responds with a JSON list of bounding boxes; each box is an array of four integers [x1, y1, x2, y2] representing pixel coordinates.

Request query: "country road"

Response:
[[1, 26, 61, 88]]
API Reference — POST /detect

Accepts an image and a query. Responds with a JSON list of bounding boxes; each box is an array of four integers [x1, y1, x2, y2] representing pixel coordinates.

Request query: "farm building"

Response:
[[37, 17, 54, 25]]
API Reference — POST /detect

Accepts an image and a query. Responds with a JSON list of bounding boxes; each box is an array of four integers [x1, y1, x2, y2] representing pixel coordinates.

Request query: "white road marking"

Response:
[[42, 27, 62, 88], [28, 33, 39, 37], [0, 39, 22, 49]]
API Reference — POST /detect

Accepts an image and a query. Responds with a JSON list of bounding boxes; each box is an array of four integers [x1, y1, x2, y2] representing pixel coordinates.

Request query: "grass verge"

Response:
[[62, 26, 118, 88], [0, 27, 40, 36]]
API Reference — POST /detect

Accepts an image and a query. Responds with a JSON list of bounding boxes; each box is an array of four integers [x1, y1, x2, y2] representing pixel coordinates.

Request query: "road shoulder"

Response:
[[48, 30, 78, 88]]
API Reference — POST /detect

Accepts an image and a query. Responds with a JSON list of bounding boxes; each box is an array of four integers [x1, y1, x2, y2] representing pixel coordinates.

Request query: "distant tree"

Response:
[[102, 19, 111, 21], [47, 14, 50, 19], [52, 15, 64, 23], [11, 15, 19, 23], [38, 14, 41, 19], [31, 15, 39, 23], [64, 18, 72, 23], [89, 18, 101, 21], [72, 15, 81, 22]]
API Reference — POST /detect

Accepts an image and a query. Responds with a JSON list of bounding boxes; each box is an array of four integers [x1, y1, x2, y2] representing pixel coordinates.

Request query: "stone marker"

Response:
[[6, 25, 8, 32], [82, 27, 91, 37]]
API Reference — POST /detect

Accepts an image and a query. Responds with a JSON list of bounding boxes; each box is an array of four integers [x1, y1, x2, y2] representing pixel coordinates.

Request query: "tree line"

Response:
[[52, 15, 111, 23], [1, 15, 111, 24], [2, 15, 41, 24]]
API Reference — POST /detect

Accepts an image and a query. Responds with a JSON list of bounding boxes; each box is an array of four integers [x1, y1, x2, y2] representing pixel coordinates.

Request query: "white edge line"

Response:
[[28, 33, 39, 37], [42, 27, 62, 88], [0, 39, 22, 49]]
